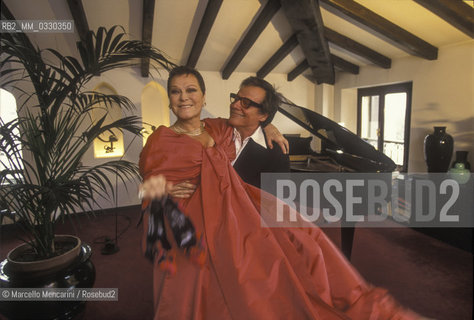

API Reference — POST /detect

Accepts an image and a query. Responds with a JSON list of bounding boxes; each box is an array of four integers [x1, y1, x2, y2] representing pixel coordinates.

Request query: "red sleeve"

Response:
[[203, 118, 229, 139]]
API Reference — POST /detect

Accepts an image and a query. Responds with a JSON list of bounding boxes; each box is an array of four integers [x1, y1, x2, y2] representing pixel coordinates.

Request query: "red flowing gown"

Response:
[[139, 118, 419, 320]]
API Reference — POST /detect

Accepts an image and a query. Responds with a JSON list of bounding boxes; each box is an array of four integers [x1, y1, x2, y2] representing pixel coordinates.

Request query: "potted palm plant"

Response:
[[0, 26, 175, 319]]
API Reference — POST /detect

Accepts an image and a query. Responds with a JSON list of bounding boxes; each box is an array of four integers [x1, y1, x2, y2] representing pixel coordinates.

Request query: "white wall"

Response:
[[85, 69, 316, 209], [334, 40, 474, 172], [315, 84, 335, 119]]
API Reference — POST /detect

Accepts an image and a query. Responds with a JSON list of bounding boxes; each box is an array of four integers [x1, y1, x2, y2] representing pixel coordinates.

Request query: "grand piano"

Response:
[[277, 97, 397, 259]]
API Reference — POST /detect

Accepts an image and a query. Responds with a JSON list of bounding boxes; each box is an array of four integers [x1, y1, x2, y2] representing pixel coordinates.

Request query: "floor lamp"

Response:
[[101, 133, 139, 255]]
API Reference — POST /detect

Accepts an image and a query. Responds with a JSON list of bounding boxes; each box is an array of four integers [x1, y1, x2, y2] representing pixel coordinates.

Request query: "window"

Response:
[[357, 82, 412, 172], [141, 81, 170, 146], [0, 89, 22, 177]]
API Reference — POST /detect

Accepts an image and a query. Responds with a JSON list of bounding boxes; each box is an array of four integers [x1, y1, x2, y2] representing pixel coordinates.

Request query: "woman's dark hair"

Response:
[[239, 76, 281, 127], [167, 66, 206, 96]]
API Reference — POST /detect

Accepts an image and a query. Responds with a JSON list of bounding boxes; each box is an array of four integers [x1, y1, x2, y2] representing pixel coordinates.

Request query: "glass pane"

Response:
[[383, 92, 407, 165], [0, 89, 23, 176], [369, 96, 379, 139], [383, 141, 405, 166], [361, 96, 369, 137], [360, 95, 379, 148]]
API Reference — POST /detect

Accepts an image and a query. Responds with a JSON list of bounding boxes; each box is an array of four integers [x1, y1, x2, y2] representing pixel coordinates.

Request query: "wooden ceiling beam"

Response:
[[186, 0, 223, 68], [324, 27, 391, 68], [331, 54, 359, 74], [141, 0, 155, 77], [287, 55, 359, 81], [281, 0, 335, 84], [288, 56, 360, 82], [256, 34, 298, 79], [66, 0, 90, 44], [0, 2, 34, 50], [221, 0, 281, 79], [0, 2, 15, 20], [413, 0, 474, 38], [319, 0, 438, 60], [287, 60, 309, 81]]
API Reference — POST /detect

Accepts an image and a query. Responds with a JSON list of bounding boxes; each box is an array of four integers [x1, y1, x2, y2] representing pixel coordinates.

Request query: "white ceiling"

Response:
[[3, 0, 473, 80]]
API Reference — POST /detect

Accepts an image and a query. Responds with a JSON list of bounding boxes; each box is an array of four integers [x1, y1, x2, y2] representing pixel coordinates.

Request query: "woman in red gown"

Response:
[[139, 66, 423, 320]]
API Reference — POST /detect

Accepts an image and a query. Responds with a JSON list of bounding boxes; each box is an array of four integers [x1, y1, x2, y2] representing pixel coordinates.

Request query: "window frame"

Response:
[[357, 82, 413, 172]]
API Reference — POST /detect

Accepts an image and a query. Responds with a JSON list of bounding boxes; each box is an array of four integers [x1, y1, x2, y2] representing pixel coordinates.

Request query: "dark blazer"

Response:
[[233, 137, 290, 190]]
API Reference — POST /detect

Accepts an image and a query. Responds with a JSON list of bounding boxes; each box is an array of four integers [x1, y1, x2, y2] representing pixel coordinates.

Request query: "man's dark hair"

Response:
[[167, 66, 206, 96], [240, 76, 281, 127]]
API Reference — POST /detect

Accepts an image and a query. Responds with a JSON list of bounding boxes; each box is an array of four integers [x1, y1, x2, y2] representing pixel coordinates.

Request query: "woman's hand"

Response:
[[169, 181, 197, 199], [264, 124, 289, 154], [139, 174, 172, 200]]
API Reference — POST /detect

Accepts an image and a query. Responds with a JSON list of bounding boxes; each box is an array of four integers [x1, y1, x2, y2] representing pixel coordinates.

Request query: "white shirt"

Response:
[[231, 126, 267, 165]]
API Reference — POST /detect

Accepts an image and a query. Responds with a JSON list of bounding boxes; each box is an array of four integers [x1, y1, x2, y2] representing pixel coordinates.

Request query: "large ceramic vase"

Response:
[[0, 238, 95, 320], [424, 126, 453, 172]]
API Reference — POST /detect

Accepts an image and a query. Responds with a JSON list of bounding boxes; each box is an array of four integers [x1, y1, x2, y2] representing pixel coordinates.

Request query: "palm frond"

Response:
[[0, 26, 174, 259]]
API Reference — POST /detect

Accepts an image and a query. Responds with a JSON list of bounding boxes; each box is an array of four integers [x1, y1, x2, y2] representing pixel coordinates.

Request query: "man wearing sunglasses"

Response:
[[228, 76, 290, 189]]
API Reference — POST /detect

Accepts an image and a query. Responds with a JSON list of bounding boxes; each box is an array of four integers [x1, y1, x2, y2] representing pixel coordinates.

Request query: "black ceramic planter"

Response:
[[0, 244, 95, 320]]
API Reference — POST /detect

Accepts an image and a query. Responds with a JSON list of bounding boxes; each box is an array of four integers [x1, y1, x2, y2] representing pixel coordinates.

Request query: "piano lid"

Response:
[[278, 97, 397, 173]]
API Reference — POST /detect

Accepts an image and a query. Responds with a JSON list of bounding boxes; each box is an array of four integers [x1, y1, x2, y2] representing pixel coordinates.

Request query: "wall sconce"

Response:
[[94, 132, 124, 158], [91, 82, 125, 159], [104, 134, 118, 153], [141, 124, 157, 146]]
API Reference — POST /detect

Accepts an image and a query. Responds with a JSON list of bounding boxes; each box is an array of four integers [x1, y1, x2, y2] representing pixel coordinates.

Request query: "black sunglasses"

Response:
[[230, 93, 263, 109]]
